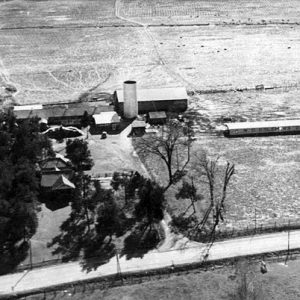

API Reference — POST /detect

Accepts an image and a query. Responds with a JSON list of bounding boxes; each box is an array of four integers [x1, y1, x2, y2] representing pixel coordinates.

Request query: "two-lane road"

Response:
[[0, 230, 299, 295]]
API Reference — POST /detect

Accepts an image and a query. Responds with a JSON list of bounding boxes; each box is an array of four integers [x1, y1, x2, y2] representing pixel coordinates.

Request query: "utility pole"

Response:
[[29, 240, 33, 270], [116, 249, 123, 282], [285, 220, 291, 265], [254, 208, 257, 232]]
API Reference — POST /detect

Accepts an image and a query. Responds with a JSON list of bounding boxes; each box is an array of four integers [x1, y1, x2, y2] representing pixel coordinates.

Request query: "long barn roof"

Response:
[[116, 87, 188, 103], [225, 119, 300, 130]]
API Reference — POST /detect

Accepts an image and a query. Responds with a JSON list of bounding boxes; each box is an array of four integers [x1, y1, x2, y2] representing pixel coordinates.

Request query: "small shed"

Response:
[[148, 111, 167, 125], [131, 120, 146, 136], [92, 111, 120, 132]]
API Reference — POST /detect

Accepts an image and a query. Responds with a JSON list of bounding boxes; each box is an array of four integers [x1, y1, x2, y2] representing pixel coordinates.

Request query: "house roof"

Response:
[[52, 175, 75, 190], [40, 157, 70, 170], [41, 173, 73, 188], [225, 119, 300, 130], [132, 120, 146, 128], [148, 111, 167, 119], [116, 87, 188, 103], [93, 112, 120, 125]]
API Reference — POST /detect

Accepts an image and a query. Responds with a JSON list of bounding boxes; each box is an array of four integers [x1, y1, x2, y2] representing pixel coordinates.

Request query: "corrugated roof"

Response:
[[116, 87, 188, 103], [225, 119, 300, 130], [148, 111, 167, 119], [93, 112, 120, 125]]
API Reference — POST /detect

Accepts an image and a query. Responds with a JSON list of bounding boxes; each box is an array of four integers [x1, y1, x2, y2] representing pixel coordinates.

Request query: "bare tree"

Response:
[[195, 154, 235, 239], [134, 120, 192, 189]]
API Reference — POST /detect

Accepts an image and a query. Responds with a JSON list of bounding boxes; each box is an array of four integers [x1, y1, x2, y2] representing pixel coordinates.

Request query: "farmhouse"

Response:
[[114, 86, 188, 116], [39, 155, 75, 191]]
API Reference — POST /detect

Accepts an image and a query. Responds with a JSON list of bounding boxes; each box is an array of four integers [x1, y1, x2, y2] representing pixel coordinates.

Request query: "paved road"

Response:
[[1, 230, 299, 295]]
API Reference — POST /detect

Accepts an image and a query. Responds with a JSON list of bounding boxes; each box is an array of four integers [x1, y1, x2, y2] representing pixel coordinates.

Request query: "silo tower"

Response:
[[123, 80, 138, 119]]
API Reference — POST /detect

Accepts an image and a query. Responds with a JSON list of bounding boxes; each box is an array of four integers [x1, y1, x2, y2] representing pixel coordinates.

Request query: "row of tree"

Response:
[[0, 112, 53, 274]]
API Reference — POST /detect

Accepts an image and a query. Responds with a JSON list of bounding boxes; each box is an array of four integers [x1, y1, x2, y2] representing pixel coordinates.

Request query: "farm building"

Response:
[[114, 86, 188, 116], [130, 120, 146, 136], [92, 111, 120, 132], [148, 111, 167, 125], [223, 119, 300, 137], [13, 105, 114, 128]]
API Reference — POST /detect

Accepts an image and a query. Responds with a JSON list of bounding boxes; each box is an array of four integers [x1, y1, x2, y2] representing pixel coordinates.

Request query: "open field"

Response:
[[1, 1, 300, 104], [118, 0, 300, 25]]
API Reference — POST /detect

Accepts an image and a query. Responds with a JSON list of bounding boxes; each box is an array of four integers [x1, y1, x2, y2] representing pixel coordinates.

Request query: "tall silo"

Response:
[[123, 80, 138, 119]]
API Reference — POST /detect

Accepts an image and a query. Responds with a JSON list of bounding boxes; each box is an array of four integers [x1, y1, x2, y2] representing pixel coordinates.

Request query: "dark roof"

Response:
[[148, 111, 167, 119], [41, 172, 72, 188], [40, 157, 71, 170]]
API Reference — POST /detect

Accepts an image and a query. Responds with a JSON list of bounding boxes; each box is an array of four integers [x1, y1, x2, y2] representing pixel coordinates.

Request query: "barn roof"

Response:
[[225, 119, 300, 130], [116, 87, 188, 103], [93, 112, 120, 125]]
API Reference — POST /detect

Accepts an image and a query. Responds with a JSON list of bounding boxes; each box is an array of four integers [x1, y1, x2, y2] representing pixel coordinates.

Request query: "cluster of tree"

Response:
[[134, 118, 235, 242], [49, 143, 165, 270], [0, 112, 53, 274]]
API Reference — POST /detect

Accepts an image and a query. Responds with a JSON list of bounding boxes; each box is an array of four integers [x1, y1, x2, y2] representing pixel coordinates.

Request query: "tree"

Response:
[[134, 120, 192, 188], [66, 139, 93, 171], [195, 154, 235, 240], [80, 111, 90, 128], [135, 178, 165, 232], [0, 112, 53, 274], [176, 178, 203, 216], [111, 171, 142, 204]]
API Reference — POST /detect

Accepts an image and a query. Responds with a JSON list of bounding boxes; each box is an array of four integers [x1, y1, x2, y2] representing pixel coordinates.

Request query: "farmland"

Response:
[[0, 0, 300, 265], [0, 0, 300, 105]]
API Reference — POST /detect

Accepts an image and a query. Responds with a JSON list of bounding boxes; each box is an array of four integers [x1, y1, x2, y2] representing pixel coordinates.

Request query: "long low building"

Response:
[[114, 87, 188, 116], [224, 119, 300, 137], [13, 105, 114, 127]]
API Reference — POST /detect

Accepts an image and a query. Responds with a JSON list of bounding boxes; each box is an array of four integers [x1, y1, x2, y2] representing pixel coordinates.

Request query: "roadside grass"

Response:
[[26, 259, 300, 300]]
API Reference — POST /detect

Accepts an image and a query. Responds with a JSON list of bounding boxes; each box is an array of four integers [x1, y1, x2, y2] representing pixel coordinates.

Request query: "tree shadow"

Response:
[[121, 223, 160, 260], [0, 241, 29, 275], [39, 190, 71, 211]]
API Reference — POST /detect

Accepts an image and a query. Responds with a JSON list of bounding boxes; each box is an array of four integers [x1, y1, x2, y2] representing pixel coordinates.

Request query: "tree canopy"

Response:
[[134, 120, 192, 188], [0, 112, 53, 274], [66, 138, 93, 171]]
